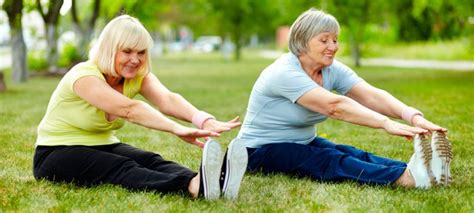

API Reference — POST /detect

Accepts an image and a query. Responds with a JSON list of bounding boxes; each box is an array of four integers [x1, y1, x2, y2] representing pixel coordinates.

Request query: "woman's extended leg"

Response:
[[310, 137, 407, 168], [33, 145, 196, 193], [247, 142, 405, 185], [107, 143, 197, 178]]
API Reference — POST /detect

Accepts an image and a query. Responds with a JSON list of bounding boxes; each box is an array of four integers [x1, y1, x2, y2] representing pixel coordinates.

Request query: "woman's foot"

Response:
[[194, 140, 224, 200], [430, 131, 453, 186], [219, 138, 248, 200], [406, 133, 436, 189]]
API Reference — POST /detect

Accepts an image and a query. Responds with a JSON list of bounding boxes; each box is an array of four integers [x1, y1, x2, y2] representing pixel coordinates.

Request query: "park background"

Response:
[[0, 0, 473, 212]]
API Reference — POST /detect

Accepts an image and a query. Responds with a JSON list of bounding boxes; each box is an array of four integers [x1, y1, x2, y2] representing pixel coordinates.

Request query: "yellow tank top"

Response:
[[36, 61, 144, 146]]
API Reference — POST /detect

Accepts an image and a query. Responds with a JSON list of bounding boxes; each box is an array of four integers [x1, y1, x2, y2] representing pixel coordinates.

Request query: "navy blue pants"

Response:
[[247, 137, 406, 185]]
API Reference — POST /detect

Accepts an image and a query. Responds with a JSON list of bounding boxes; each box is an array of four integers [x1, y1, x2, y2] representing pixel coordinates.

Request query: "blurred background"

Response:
[[0, 0, 473, 86]]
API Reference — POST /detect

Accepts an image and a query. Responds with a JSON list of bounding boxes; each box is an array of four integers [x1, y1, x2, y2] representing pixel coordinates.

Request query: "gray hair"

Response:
[[288, 8, 340, 56]]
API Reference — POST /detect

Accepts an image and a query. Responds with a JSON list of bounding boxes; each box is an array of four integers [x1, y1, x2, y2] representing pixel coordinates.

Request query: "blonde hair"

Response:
[[88, 15, 153, 77], [289, 8, 340, 56]]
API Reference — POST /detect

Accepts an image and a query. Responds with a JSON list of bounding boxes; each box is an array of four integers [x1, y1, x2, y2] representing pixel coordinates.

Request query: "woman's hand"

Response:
[[202, 116, 241, 133], [172, 125, 220, 148], [383, 119, 428, 140], [412, 115, 447, 132]]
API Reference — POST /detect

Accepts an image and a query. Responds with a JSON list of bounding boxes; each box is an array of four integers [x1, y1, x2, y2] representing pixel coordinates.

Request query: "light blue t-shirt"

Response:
[[238, 53, 363, 148]]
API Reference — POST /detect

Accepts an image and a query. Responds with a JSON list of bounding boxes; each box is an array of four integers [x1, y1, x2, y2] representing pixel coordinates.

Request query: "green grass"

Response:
[[1, 54, 473, 212], [362, 39, 474, 60]]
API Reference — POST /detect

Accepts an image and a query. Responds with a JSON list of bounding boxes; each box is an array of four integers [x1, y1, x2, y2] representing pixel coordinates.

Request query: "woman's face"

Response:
[[114, 48, 146, 79], [305, 32, 339, 67]]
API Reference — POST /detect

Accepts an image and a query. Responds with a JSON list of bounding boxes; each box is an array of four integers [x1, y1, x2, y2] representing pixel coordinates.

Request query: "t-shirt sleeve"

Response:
[[64, 62, 104, 93], [268, 69, 318, 103], [331, 61, 364, 95]]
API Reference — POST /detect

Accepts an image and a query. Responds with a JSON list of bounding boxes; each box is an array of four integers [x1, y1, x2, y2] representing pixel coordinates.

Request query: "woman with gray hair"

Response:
[[237, 8, 452, 188], [33, 15, 247, 200]]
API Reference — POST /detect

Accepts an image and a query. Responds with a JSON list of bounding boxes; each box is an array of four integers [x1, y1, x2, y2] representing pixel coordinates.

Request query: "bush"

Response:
[[27, 50, 48, 72], [59, 43, 82, 68]]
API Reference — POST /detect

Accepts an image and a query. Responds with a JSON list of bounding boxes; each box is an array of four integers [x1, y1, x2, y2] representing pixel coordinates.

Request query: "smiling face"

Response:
[[114, 48, 147, 79], [305, 32, 339, 68]]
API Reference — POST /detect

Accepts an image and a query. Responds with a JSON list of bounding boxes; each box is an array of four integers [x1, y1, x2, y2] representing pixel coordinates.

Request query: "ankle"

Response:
[[188, 175, 200, 198], [395, 169, 415, 188]]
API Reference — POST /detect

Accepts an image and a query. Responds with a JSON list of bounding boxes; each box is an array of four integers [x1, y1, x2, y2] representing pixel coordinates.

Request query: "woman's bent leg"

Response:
[[33, 145, 196, 193]]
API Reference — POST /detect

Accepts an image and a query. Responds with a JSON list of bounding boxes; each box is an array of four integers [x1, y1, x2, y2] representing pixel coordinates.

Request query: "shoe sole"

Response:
[[222, 138, 248, 200], [202, 140, 224, 200], [417, 134, 437, 186], [432, 131, 453, 186]]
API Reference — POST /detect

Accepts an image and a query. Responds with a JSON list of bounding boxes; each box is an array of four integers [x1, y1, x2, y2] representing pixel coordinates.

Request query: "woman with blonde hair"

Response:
[[33, 15, 247, 200]]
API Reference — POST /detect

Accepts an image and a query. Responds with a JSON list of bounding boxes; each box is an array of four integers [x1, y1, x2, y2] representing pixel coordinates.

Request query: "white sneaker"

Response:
[[431, 131, 453, 186], [220, 138, 248, 200], [407, 134, 436, 189], [199, 139, 224, 200]]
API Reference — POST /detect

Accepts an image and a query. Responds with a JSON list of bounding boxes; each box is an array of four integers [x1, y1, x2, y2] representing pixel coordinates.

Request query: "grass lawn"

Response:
[[1, 53, 473, 212]]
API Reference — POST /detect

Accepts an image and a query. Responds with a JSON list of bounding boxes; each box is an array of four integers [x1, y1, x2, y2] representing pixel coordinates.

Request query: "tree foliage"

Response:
[[3, 0, 472, 74], [397, 0, 473, 41], [205, 0, 277, 60]]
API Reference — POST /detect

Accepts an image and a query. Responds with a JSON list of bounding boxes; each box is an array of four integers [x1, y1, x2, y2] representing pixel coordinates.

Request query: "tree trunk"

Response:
[[233, 34, 241, 61], [348, 29, 362, 67], [232, 22, 242, 61], [0, 72, 6, 92], [3, 0, 28, 82], [37, 0, 63, 73], [73, 26, 95, 59], [71, 0, 100, 59], [46, 23, 59, 72], [11, 29, 29, 82]]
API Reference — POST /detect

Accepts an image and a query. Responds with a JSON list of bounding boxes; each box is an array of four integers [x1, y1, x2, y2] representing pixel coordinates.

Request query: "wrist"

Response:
[[191, 111, 215, 129], [401, 106, 423, 125], [170, 123, 181, 135], [379, 116, 390, 129]]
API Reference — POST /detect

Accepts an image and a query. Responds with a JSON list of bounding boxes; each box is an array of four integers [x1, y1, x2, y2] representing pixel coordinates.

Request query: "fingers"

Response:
[[194, 129, 220, 137], [387, 121, 427, 138], [426, 124, 447, 132], [226, 122, 242, 129], [414, 118, 448, 132], [204, 120, 241, 133], [413, 127, 428, 134], [190, 138, 205, 148], [227, 116, 240, 123]]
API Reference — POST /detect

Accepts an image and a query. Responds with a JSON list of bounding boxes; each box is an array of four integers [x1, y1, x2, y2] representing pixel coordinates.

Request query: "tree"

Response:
[[0, 72, 6, 92], [321, 0, 398, 66], [70, 0, 100, 60], [3, 0, 29, 83], [326, 0, 374, 67], [36, 0, 64, 72], [206, 0, 275, 61]]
